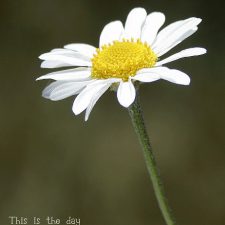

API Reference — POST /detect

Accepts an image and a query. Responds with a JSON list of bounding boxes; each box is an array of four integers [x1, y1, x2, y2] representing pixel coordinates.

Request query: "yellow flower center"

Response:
[[91, 39, 158, 81]]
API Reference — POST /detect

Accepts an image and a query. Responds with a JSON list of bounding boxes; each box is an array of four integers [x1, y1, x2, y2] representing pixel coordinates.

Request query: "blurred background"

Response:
[[1, 0, 225, 225]]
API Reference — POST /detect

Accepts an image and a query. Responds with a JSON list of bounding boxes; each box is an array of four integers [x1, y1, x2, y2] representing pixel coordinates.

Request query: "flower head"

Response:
[[37, 7, 206, 121]]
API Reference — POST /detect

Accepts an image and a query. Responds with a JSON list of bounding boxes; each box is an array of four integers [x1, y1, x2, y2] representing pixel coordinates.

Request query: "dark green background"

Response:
[[1, 0, 225, 225]]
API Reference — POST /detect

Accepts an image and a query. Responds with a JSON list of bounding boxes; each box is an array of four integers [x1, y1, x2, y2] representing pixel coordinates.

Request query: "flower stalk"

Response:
[[128, 91, 176, 225]]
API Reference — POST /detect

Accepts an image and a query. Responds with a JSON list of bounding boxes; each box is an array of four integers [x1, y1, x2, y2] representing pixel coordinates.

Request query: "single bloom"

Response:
[[36, 7, 206, 121]]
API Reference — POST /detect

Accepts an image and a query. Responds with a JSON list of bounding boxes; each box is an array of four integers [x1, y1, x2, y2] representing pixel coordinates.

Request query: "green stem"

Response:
[[128, 91, 176, 225]]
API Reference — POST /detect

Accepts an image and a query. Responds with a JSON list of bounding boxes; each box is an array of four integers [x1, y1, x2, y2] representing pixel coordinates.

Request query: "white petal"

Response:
[[39, 52, 91, 67], [156, 28, 198, 57], [153, 17, 201, 56], [117, 80, 136, 107], [41, 60, 72, 68], [156, 47, 207, 66], [64, 44, 96, 58], [50, 48, 76, 54], [36, 67, 91, 81], [42, 81, 90, 101], [73, 79, 119, 115], [41, 49, 91, 60], [144, 67, 190, 85], [40, 50, 89, 68], [123, 8, 147, 39], [161, 69, 190, 85], [42, 81, 66, 97], [84, 84, 110, 121], [152, 20, 185, 48], [141, 12, 165, 45], [152, 17, 200, 45], [132, 70, 160, 82], [99, 21, 124, 47]]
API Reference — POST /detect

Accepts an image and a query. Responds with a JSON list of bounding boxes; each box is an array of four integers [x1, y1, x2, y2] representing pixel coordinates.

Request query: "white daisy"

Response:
[[37, 7, 206, 121]]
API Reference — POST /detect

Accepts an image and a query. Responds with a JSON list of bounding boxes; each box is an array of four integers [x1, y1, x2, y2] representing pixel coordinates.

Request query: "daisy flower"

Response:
[[37, 7, 206, 121]]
